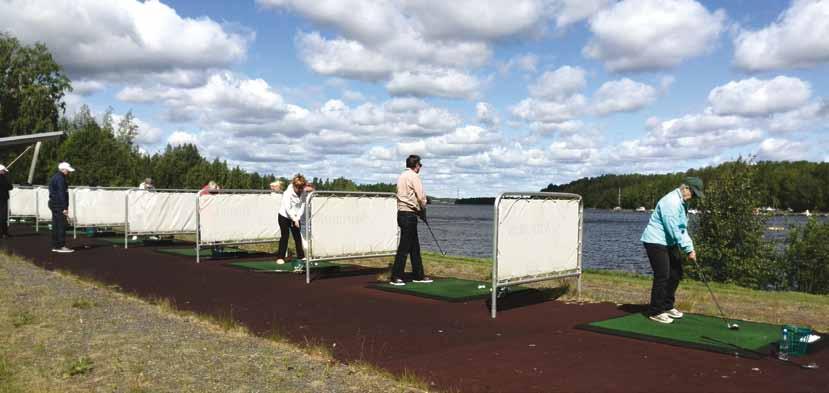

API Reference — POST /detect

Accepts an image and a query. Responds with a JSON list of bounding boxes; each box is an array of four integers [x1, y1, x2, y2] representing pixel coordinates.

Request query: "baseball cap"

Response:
[[58, 162, 75, 172]]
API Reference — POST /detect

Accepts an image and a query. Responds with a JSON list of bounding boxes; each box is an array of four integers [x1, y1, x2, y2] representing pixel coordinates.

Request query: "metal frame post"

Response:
[[305, 191, 313, 284], [72, 191, 77, 239], [491, 194, 502, 319], [124, 190, 130, 249], [195, 193, 201, 264], [27, 141, 41, 185]]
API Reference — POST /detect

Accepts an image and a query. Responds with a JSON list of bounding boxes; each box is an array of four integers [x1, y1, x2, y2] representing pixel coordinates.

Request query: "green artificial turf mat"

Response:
[[228, 260, 340, 273], [370, 278, 529, 302], [154, 247, 257, 258], [578, 313, 785, 358]]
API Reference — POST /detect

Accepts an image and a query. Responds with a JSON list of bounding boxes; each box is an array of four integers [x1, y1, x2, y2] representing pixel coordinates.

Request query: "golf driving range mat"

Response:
[[228, 260, 341, 273], [153, 247, 263, 259], [369, 278, 530, 302], [577, 313, 784, 358]]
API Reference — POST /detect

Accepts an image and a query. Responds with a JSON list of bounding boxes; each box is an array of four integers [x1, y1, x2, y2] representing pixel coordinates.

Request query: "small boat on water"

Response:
[[767, 226, 785, 231], [688, 209, 700, 215], [635, 206, 646, 212]]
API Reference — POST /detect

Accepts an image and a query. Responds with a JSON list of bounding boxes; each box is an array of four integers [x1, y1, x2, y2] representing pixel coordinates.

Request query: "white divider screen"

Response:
[[9, 187, 38, 217], [127, 190, 197, 234], [36, 187, 51, 221], [72, 188, 128, 226], [306, 192, 398, 260], [197, 192, 281, 244], [492, 192, 583, 318]]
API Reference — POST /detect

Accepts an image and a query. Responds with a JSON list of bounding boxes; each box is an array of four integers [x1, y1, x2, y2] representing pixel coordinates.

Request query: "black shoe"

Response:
[[390, 278, 406, 286]]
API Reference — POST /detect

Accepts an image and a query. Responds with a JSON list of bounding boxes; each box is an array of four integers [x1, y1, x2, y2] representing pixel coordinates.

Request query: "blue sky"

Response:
[[2, 0, 828, 197]]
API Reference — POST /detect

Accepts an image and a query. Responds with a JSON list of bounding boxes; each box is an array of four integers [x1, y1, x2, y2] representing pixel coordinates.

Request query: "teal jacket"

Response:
[[640, 188, 694, 253]]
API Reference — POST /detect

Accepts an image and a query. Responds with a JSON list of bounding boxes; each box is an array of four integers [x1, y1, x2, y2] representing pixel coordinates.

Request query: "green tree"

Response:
[[785, 218, 829, 294], [0, 33, 72, 137], [691, 159, 781, 289]]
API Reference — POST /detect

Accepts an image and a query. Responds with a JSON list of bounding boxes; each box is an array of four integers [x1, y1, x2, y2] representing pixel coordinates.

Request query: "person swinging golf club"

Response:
[[640, 177, 704, 324], [390, 155, 432, 286]]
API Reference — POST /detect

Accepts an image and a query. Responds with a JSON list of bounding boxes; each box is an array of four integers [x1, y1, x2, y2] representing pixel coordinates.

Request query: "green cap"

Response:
[[685, 176, 704, 198]]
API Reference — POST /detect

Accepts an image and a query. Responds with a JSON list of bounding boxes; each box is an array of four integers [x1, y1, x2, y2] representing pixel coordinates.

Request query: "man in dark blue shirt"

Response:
[[49, 162, 75, 253]]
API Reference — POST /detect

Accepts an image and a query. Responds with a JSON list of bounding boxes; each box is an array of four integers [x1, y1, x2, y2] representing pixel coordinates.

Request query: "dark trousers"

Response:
[[391, 211, 424, 280], [277, 214, 304, 259], [51, 208, 67, 249], [0, 200, 8, 236], [644, 242, 683, 316]]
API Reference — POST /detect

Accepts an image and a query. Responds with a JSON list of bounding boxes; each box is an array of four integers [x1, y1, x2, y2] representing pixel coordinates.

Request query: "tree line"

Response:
[[543, 161, 829, 212]]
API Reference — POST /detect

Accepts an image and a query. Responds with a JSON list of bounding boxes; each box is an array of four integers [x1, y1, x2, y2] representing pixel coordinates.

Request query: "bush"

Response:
[[785, 218, 829, 294], [691, 159, 782, 289]]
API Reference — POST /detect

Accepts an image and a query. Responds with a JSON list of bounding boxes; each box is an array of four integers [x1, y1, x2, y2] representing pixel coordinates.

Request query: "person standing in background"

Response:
[[0, 165, 13, 238], [139, 178, 155, 190], [276, 174, 309, 267], [49, 162, 75, 253], [390, 155, 432, 286]]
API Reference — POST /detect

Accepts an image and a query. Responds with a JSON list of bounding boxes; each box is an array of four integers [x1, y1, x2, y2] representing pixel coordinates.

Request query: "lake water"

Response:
[[417, 204, 824, 275]]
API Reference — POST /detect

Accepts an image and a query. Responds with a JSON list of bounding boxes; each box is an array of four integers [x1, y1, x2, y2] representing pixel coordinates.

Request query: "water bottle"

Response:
[[778, 326, 790, 360]]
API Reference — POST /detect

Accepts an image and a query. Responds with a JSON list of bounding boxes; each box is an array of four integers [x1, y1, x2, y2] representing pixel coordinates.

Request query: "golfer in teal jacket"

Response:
[[641, 177, 704, 324]]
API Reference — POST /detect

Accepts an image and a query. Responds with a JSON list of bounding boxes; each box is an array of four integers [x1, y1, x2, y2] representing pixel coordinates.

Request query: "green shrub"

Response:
[[785, 218, 829, 294], [692, 158, 782, 289]]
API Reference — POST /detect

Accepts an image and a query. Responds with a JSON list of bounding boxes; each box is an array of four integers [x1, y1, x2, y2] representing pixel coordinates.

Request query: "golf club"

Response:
[[419, 214, 446, 256], [690, 257, 740, 330]]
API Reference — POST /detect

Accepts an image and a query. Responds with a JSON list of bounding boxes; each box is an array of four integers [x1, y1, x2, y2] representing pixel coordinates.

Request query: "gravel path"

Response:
[[0, 253, 422, 393]]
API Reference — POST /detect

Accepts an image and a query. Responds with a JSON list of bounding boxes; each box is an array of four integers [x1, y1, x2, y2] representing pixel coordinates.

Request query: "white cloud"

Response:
[[529, 66, 586, 100], [708, 76, 812, 117], [511, 95, 587, 124], [476, 102, 500, 126], [167, 131, 198, 146], [498, 53, 539, 75], [757, 138, 811, 161], [342, 90, 366, 102], [0, 0, 250, 80], [402, 0, 547, 40], [768, 100, 829, 133], [734, 0, 829, 71], [72, 80, 107, 96], [386, 69, 481, 99], [549, 0, 614, 29], [592, 78, 658, 115], [583, 0, 726, 72], [117, 71, 288, 132]]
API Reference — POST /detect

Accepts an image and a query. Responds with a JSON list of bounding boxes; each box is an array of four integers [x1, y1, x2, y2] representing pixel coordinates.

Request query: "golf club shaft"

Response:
[[691, 258, 731, 325], [422, 218, 446, 256]]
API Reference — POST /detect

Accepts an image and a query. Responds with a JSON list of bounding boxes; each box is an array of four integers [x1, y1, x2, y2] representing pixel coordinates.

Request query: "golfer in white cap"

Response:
[[0, 165, 12, 238], [49, 162, 75, 253]]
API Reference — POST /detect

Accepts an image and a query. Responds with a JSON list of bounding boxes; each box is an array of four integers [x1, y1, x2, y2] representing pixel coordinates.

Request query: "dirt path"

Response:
[[3, 227, 827, 392]]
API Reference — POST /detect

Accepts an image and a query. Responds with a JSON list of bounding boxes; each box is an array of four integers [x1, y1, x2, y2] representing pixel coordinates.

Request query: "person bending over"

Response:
[[390, 155, 432, 286], [640, 177, 704, 324], [276, 174, 309, 266]]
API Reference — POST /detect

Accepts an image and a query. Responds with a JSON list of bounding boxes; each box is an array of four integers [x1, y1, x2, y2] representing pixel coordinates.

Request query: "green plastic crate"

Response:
[[782, 325, 812, 356]]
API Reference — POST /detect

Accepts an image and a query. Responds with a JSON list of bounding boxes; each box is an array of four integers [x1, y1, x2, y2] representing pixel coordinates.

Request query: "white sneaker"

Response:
[[649, 312, 673, 324], [52, 247, 75, 253], [666, 308, 684, 319], [131, 235, 139, 241], [276, 259, 285, 265], [413, 277, 433, 283]]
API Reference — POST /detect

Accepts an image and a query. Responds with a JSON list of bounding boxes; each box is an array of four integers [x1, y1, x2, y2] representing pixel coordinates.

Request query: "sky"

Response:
[[1, 0, 828, 197]]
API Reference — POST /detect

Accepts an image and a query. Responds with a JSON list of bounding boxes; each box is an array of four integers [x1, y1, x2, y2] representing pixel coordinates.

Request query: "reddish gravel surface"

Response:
[[3, 226, 827, 392]]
